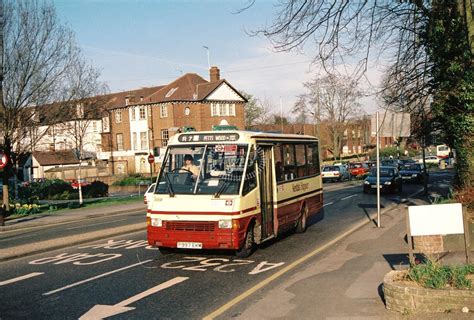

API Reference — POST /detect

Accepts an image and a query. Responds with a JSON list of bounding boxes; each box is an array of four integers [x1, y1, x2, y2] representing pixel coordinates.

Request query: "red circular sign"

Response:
[[0, 153, 7, 169], [147, 154, 155, 164]]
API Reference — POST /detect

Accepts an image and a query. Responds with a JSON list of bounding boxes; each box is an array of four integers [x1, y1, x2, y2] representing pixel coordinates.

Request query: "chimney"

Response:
[[210, 66, 220, 82]]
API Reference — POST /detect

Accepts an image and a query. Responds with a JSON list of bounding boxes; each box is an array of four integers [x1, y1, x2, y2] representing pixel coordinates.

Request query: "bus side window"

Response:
[[243, 147, 257, 195], [274, 143, 284, 182], [307, 143, 320, 175], [283, 144, 296, 180], [295, 144, 306, 178]]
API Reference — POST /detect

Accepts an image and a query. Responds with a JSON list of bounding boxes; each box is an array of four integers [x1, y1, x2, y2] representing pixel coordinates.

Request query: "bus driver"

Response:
[[181, 154, 199, 178]]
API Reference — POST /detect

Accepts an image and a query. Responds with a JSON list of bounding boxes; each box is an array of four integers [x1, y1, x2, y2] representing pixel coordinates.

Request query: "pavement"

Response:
[[1, 169, 472, 318], [0, 201, 147, 261]]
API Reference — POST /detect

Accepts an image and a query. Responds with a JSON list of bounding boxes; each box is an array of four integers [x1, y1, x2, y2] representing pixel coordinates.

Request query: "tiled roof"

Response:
[[196, 79, 225, 100], [32, 150, 79, 166], [103, 86, 165, 109], [142, 73, 208, 104]]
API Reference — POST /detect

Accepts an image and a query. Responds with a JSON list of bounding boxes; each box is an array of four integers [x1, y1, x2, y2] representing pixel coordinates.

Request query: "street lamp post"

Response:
[[203, 46, 210, 69]]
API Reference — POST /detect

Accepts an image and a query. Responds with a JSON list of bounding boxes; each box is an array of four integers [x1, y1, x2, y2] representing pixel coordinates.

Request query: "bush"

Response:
[[83, 181, 108, 198], [408, 259, 474, 289], [18, 179, 73, 201], [112, 175, 148, 186], [67, 202, 82, 209], [12, 203, 41, 216]]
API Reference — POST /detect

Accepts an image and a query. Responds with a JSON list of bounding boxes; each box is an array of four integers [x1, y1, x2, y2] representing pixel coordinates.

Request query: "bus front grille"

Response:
[[165, 221, 216, 232]]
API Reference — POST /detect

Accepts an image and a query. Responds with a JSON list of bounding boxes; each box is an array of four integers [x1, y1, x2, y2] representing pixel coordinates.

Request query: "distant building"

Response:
[[99, 66, 247, 175]]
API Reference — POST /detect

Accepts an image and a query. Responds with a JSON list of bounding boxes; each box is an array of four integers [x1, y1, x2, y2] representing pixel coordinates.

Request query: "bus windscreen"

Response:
[[156, 144, 250, 195]]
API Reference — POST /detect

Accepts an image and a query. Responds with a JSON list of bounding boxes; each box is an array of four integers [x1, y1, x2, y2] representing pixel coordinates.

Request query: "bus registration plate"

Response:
[[177, 242, 203, 249]]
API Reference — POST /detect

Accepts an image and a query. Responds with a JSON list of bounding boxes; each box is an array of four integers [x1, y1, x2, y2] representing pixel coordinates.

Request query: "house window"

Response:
[[116, 133, 124, 151], [229, 103, 235, 116], [160, 104, 168, 118], [184, 107, 190, 116], [132, 132, 137, 150], [76, 103, 84, 118], [219, 103, 227, 116], [139, 106, 146, 120], [211, 103, 218, 116], [161, 129, 169, 147], [115, 110, 122, 123], [125, 98, 130, 106], [131, 108, 136, 121], [140, 132, 147, 150], [92, 121, 98, 133], [102, 116, 110, 132]]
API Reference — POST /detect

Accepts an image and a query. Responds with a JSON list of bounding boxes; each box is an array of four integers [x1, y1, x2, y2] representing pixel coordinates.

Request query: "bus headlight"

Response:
[[151, 218, 162, 227], [384, 181, 392, 185], [364, 180, 370, 185], [218, 219, 232, 229]]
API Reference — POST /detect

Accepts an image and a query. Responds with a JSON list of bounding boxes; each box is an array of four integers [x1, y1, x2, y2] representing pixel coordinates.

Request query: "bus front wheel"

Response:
[[236, 224, 254, 258], [296, 206, 308, 233]]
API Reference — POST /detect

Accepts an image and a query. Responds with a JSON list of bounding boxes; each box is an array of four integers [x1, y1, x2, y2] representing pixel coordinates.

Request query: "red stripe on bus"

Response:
[[241, 206, 257, 213]]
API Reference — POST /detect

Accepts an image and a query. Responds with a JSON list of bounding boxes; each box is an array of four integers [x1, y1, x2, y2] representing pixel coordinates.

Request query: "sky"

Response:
[[53, 0, 383, 116]]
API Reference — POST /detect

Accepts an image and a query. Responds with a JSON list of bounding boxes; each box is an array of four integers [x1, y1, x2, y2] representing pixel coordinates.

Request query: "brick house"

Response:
[[99, 66, 247, 175]]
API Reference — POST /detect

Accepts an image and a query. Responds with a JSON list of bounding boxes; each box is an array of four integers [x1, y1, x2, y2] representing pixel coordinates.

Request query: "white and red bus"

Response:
[[146, 130, 324, 257]]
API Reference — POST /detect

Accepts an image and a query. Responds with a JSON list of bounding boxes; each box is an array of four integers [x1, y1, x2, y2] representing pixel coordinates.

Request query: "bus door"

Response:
[[258, 145, 274, 238]]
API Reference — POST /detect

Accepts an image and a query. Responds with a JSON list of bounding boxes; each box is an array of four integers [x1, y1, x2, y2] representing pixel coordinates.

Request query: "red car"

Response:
[[348, 162, 369, 178]]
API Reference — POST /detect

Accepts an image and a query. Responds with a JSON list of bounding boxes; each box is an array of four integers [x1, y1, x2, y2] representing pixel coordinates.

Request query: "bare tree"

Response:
[[0, 0, 106, 215], [248, 0, 473, 188], [296, 74, 362, 159]]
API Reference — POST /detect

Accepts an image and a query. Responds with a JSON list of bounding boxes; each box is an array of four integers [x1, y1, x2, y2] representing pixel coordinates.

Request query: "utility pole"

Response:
[[0, 0, 6, 226], [203, 46, 210, 69]]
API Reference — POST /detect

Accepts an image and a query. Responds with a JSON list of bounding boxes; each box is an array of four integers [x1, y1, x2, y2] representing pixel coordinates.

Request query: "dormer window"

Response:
[[125, 98, 130, 106]]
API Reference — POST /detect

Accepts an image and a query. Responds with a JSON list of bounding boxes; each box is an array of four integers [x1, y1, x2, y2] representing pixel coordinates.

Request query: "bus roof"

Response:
[[168, 130, 318, 145]]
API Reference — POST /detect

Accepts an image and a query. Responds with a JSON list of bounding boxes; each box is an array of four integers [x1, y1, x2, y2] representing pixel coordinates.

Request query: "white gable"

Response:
[[206, 82, 245, 101]]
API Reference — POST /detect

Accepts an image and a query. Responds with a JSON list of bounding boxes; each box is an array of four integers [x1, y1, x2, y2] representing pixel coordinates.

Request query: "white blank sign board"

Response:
[[408, 203, 464, 236]]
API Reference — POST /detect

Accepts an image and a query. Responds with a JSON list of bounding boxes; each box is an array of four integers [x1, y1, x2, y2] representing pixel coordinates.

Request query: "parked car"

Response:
[[400, 159, 417, 165], [347, 162, 369, 178], [417, 156, 440, 164], [144, 183, 156, 204], [380, 159, 402, 169], [322, 165, 351, 182], [363, 166, 402, 194], [399, 163, 428, 184]]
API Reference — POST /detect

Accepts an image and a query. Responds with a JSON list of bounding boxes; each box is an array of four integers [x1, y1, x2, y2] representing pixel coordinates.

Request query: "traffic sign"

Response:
[[147, 154, 154, 164], [0, 153, 8, 169]]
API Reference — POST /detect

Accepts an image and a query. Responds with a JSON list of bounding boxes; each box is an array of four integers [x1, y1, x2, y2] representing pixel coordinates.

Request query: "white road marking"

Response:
[[0, 272, 44, 286], [43, 259, 152, 296], [79, 277, 189, 319], [323, 201, 334, 207], [66, 219, 127, 230], [341, 194, 358, 200], [203, 186, 426, 319]]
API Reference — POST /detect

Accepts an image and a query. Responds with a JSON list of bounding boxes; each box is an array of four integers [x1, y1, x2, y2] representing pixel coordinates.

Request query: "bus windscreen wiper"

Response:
[[163, 172, 175, 197], [214, 179, 231, 198]]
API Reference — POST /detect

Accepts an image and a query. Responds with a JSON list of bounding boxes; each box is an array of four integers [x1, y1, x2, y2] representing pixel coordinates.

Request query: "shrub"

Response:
[[112, 175, 148, 186], [408, 259, 474, 289], [83, 181, 108, 198], [19, 179, 73, 200], [12, 203, 41, 216], [67, 202, 82, 209]]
